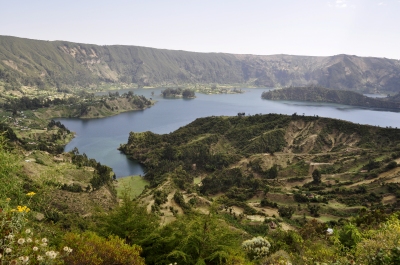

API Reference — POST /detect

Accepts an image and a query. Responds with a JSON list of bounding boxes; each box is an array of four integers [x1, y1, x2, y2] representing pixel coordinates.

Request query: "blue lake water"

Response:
[[57, 88, 400, 178]]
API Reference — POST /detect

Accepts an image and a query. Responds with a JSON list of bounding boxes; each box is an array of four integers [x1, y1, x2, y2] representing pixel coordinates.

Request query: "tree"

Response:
[[268, 165, 278, 179], [308, 204, 321, 217], [312, 169, 321, 184], [278, 206, 295, 219], [141, 212, 246, 264], [96, 195, 159, 245], [182, 89, 195, 98]]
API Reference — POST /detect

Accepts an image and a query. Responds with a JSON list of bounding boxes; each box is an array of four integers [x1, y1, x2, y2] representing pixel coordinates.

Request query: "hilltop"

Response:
[[2, 36, 400, 93], [120, 114, 400, 221], [261, 86, 400, 109]]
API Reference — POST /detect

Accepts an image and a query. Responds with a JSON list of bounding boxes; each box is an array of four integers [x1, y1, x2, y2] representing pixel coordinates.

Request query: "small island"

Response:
[[195, 85, 245, 95], [261, 86, 400, 110], [161, 88, 196, 99]]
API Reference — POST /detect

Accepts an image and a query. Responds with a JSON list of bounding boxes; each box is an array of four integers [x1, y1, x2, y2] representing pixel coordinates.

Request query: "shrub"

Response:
[[62, 232, 145, 265], [293, 193, 309, 203], [242, 236, 271, 260], [278, 206, 295, 219], [355, 215, 400, 264], [0, 196, 72, 264], [386, 161, 397, 170], [312, 169, 321, 184]]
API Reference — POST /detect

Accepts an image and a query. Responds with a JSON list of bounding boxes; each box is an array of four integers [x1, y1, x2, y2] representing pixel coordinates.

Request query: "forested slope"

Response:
[[120, 114, 400, 188], [262, 86, 400, 109]]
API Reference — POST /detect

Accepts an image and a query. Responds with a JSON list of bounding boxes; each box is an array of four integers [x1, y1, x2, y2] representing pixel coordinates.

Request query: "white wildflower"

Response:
[[33, 246, 39, 251], [37, 255, 43, 261], [41, 238, 48, 243], [18, 256, 29, 264], [18, 238, 25, 245], [63, 246, 73, 253], [26, 237, 32, 243], [5, 248, 12, 253], [45, 250, 58, 259], [25, 229, 31, 234]]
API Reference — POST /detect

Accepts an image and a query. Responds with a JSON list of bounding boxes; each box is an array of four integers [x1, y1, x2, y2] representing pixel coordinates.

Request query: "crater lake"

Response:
[[57, 88, 400, 178]]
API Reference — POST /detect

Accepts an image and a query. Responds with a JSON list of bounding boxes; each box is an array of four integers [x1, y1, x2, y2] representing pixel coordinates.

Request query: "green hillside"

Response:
[[3, 112, 400, 264], [2, 36, 400, 93], [261, 86, 400, 109], [120, 114, 400, 208]]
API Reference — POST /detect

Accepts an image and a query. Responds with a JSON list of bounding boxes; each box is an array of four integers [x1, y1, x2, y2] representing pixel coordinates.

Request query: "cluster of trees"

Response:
[[47, 119, 69, 132], [69, 148, 114, 190], [262, 86, 400, 110], [2, 96, 79, 113], [161, 88, 195, 98]]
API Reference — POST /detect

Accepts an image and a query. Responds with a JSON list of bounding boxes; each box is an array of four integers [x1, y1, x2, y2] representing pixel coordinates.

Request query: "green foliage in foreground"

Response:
[[140, 211, 248, 265], [62, 232, 145, 265], [4, 115, 400, 264], [95, 195, 159, 246], [0, 134, 21, 201]]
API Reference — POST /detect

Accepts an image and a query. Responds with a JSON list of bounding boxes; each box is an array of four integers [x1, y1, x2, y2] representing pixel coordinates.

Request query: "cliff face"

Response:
[[1, 36, 400, 92]]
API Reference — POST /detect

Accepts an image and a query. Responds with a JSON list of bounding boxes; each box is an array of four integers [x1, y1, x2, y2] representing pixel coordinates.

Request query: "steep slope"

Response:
[[1, 36, 400, 92]]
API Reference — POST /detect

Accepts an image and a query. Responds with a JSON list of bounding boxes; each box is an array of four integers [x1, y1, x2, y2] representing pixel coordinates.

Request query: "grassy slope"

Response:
[[120, 114, 400, 226], [115, 175, 149, 200]]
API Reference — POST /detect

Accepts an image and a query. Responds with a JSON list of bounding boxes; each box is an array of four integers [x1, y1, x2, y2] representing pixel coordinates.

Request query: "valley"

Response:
[[2, 36, 400, 264]]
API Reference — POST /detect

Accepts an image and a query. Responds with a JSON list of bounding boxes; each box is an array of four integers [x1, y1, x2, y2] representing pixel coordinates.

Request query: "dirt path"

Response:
[[349, 167, 400, 187]]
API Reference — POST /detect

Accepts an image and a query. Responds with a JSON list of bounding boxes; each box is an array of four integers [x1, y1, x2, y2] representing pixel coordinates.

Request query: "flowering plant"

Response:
[[242, 236, 271, 260], [0, 194, 72, 264]]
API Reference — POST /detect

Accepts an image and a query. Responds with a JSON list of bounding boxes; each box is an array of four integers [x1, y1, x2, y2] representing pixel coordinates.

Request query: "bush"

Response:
[[293, 193, 309, 203], [62, 232, 145, 265], [278, 206, 295, 219], [386, 161, 397, 170], [61, 183, 83, 193], [242, 236, 271, 260]]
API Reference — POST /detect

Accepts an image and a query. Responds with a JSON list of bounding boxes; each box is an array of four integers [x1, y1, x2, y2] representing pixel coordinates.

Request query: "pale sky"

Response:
[[1, 0, 400, 59]]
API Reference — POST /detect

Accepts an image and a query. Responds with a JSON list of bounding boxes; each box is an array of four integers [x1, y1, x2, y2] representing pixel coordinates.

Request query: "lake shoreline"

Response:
[[57, 87, 400, 178]]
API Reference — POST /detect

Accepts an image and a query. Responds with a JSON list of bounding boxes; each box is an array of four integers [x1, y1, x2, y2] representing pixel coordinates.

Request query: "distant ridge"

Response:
[[1, 35, 400, 92]]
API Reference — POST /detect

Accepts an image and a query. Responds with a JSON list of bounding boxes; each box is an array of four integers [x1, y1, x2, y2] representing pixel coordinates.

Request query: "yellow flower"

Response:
[[26, 192, 36, 197], [16, 206, 30, 213], [6, 198, 11, 201]]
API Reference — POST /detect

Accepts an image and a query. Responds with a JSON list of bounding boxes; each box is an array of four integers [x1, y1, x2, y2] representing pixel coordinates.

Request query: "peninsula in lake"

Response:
[[262, 86, 400, 110]]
